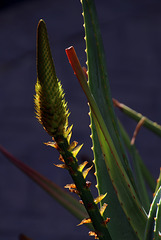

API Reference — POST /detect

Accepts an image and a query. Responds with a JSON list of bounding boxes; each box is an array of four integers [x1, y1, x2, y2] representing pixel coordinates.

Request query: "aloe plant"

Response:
[[0, 0, 161, 239]]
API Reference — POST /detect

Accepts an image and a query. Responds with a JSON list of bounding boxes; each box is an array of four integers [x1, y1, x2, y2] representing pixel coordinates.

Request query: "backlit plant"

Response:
[[1, 0, 161, 239]]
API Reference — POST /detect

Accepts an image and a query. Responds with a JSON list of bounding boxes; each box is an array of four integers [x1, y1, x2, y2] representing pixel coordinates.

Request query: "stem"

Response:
[[55, 135, 112, 240]]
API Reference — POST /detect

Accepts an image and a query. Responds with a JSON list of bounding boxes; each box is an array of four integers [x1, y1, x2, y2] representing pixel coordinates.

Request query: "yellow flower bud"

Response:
[[35, 19, 69, 138]]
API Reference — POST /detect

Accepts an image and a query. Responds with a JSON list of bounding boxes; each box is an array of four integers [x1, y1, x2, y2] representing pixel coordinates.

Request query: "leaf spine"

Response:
[[83, 166, 93, 179], [85, 181, 92, 188], [100, 203, 108, 216], [64, 183, 76, 189], [53, 163, 67, 169], [77, 218, 92, 226], [78, 161, 88, 172], [94, 193, 107, 204], [68, 141, 78, 151], [88, 231, 99, 239], [103, 218, 110, 225], [72, 144, 83, 157]]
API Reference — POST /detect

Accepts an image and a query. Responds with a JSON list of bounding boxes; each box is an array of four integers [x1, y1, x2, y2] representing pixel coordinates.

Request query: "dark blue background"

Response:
[[0, 0, 161, 239]]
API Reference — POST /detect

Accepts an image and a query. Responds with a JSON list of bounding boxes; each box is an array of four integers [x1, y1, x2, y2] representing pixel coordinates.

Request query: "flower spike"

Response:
[[35, 19, 112, 240], [35, 19, 69, 139]]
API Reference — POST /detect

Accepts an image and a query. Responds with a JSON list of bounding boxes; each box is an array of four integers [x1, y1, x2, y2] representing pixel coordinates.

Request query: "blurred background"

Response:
[[0, 0, 161, 239]]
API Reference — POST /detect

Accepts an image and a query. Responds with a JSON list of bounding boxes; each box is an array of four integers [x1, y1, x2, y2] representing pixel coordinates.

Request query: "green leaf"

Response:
[[93, 114, 147, 240], [80, 1, 143, 238], [153, 197, 161, 240], [113, 98, 161, 138], [118, 120, 156, 193], [131, 145, 150, 212], [90, 120, 137, 240], [144, 186, 161, 240], [79, 1, 141, 238], [66, 46, 147, 239], [117, 120, 151, 212], [0, 145, 89, 224], [155, 168, 161, 195], [81, 0, 136, 192]]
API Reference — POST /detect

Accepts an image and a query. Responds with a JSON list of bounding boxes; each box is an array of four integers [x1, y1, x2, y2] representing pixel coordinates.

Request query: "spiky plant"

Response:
[[0, 0, 161, 240]]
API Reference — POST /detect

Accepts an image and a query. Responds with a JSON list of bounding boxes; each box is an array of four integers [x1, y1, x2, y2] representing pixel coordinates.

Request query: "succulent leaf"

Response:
[[155, 168, 161, 195], [80, 1, 141, 238], [66, 45, 146, 239], [93, 116, 147, 239], [0, 145, 88, 222], [144, 186, 161, 240], [118, 119, 156, 193], [153, 198, 161, 240], [113, 98, 161, 138]]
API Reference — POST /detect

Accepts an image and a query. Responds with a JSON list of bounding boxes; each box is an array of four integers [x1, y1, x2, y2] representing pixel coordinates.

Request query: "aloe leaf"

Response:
[[153, 197, 161, 240], [0, 145, 90, 224], [90, 120, 137, 240], [78, 1, 139, 238], [117, 121, 151, 211], [155, 168, 161, 195], [130, 145, 150, 213], [144, 186, 161, 240], [118, 120, 156, 193], [66, 46, 147, 239], [81, 0, 136, 193], [93, 115, 147, 240], [113, 98, 161, 138]]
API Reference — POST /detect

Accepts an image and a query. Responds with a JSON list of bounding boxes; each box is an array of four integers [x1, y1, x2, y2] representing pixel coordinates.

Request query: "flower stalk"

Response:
[[35, 19, 111, 240]]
